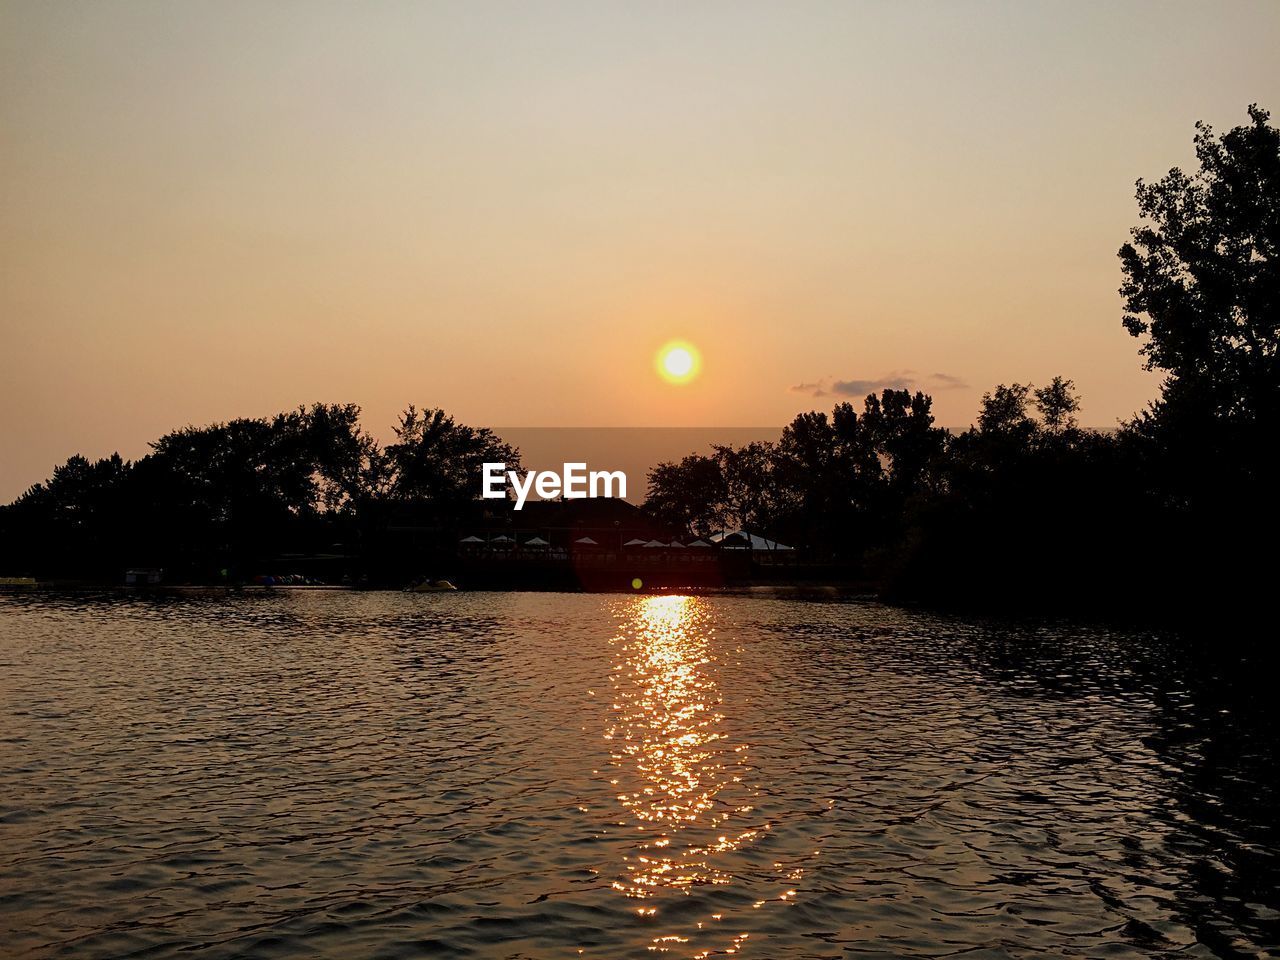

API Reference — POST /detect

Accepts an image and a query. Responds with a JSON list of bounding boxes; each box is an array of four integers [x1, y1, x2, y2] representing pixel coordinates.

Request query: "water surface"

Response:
[[1, 592, 1277, 958]]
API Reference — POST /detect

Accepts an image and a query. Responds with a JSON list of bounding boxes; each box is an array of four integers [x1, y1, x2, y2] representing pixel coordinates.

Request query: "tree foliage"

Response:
[[384, 406, 520, 504], [1119, 103, 1280, 491], [0, 403, 515, 581], [1033, 377, 1081, 434], [643, 389, 945, 558]]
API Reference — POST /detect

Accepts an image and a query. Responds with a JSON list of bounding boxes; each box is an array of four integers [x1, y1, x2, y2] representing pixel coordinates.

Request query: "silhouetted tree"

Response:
[[895, 375, 1141, 614], [298, 402, 382, 512], [860, 389, 947, 503], [977, 383, 1035, 438], [133, 403, 381, 576], [1119, 103, 1280, 497], [644, 454, 727, 536], [644, 390, 945, 561], [2, 454, 134, 576], [383, 406, 520, 505], [713, 441, 780, 533], [1034, 377, 1081, 434], [0, 403, 472, 582]]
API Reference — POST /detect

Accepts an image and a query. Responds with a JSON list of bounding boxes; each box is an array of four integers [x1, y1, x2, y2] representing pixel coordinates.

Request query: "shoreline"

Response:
[[0, 580, 880, 600]]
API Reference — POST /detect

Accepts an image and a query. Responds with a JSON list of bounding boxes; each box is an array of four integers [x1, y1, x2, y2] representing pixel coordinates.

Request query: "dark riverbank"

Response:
[[0, 579, 878, 599]]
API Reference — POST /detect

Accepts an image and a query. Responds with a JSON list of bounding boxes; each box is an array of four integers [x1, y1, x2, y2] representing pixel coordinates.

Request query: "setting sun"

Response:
[[656, 341, 702, 385]]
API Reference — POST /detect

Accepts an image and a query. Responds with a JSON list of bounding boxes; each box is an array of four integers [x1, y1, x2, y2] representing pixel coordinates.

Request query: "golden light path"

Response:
[[656, 340, 702, 385], [604, 595, 795, 958]]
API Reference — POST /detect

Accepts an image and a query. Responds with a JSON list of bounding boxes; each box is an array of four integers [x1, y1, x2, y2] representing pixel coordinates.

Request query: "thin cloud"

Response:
[[790, 371, 968, 398], [832, 375, 913, 396], [788, 380, 829, 397]]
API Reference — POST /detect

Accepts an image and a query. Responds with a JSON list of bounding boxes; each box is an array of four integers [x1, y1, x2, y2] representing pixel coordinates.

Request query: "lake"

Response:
[[1, 591, 1277, 958]]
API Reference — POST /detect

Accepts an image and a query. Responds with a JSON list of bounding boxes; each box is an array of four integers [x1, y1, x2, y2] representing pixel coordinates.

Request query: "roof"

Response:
[[708, 529, 795, 551]]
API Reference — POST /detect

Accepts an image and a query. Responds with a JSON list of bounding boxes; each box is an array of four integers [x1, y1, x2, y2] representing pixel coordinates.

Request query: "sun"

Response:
[[656, 340, 701, 385]]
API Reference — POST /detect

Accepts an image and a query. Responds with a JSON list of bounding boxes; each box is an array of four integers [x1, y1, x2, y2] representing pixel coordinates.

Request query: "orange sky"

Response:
[[3, 2, 1279, 500]]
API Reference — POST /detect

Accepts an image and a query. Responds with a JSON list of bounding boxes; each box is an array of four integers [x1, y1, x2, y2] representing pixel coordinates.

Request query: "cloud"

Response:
[[789, 370, 969, 398], [788, 380, 828, 397], [832, 375, 912, 396]]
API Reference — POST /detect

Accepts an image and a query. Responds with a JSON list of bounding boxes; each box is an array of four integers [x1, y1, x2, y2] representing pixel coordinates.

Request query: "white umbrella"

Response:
[[667, 540, 687, 548], [459, 535, 484, 543], [524, 536, 549, 546], [623, 538, 647, 546], [574, 536, 599, 545], [643, 539, 666, 548]]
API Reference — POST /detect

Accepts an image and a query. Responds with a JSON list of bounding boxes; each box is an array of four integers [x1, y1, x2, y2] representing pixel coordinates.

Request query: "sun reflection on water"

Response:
[[605, 595, 777, 955]]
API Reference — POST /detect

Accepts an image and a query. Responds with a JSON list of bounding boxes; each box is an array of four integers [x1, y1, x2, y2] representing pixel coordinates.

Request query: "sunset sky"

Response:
[[3, 1, 1279, 500]]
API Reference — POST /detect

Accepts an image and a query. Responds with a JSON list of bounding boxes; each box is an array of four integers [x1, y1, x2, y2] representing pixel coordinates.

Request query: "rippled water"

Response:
[[1, 592, 1277, 959]]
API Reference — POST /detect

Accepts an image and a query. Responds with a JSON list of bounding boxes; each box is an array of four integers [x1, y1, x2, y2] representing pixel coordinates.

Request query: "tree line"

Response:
[[0, 405, 518, 583]]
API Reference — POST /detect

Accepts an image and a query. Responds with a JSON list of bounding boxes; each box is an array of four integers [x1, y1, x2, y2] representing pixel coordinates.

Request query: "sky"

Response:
[[2, 1, 1279, 501]]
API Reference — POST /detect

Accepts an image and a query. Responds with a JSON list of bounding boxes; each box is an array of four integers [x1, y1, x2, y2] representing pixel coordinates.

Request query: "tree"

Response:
[[0, 453, 135, 576], [978, 383, 1036, 439], [1118, 104, 1280, 486], [859, 389, 947, 498], [644, 454, 726, 536], [713, 441, 778, 532], [147, 404, 375, 522], [135, 405, 380, 575], [771, 410, 843, 554], [295, 402, 381, 513], [384, 406, 520, 504], [1033, 377, 1081, 434]]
